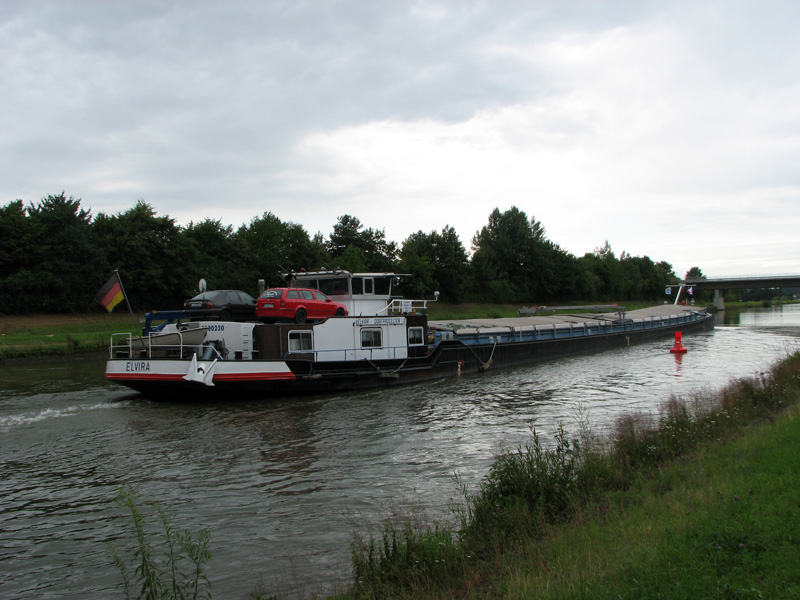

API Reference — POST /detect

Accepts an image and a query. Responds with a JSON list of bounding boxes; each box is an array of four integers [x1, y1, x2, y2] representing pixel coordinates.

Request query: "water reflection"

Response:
[[717, 303, 800, 327], [672, 351, 685, 374]]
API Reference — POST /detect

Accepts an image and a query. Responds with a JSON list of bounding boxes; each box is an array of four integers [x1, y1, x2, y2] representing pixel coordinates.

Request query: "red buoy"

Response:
[[670, 331, 687, 354]]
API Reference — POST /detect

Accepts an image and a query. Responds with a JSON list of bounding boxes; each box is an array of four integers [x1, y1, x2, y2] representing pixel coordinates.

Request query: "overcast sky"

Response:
[[2, 0, 798, 278]]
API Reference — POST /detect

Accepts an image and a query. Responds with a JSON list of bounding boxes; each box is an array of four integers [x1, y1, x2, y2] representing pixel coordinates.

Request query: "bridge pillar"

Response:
[[713, 289, 725, 310]]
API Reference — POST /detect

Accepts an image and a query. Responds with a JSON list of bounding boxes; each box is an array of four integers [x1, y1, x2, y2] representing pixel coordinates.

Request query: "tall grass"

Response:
[[457, 424, 581, 553], [346, 351, 800, 599], [108, 490, 211, 600], [351, 520, 463, 599]]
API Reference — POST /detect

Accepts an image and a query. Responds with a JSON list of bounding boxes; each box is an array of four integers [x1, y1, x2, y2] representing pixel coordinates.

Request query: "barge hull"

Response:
[[107, 308, 713, 399]]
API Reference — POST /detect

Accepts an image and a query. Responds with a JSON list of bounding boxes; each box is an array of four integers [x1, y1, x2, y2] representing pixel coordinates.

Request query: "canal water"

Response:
[[1, 305, 799, 599]]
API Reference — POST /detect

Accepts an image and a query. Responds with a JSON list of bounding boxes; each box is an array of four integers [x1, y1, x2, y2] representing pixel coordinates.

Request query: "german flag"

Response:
[[95, 274, 124, 312]]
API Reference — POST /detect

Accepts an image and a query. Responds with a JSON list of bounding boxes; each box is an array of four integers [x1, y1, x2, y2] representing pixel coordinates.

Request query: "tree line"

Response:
[[1, 192, 689, 314]]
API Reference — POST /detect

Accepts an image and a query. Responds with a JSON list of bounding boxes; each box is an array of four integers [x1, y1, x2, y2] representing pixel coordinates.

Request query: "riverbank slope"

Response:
[[0, 313, 137, 359], [331, 351, 800, 600], [472, 400, 800, 599]]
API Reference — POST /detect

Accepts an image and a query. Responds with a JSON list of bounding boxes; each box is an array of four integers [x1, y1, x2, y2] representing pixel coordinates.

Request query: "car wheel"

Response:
[[294, 308, 307, 323], [219, 309, 231, 321], [335, 308, 345, 316]]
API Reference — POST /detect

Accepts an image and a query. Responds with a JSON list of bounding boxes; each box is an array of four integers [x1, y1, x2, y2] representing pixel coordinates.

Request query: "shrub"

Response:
[[458, 424, 581, 552], [108, 489, 211, 600], [351, 519, 461, 599]]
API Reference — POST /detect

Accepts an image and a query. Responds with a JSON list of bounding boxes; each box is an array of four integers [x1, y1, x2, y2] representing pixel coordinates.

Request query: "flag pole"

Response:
[[114, 270, 141, 336], [674, 284, 684, 305]]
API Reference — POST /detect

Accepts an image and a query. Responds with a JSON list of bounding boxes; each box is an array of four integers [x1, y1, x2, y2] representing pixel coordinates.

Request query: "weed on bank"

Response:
[[109, 490, 212, 600], [344, 352, 800, 600]]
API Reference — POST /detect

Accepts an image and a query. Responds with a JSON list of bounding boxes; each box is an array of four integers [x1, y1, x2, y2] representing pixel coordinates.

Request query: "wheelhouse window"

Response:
[[317, 277, 348, 297], [361, 328, 382, 348], [288, 331, 313, 352], [374, 277, 391, 295], [408, 326, 424, 346], [352, 277, 375, 295]]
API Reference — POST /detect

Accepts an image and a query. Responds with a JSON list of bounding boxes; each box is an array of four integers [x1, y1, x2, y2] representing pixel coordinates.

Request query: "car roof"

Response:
[[190, 289, 250, 297]]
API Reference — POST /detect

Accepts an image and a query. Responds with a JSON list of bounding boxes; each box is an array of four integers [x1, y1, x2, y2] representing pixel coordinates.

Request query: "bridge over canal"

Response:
[[682, 275, 800, 309]]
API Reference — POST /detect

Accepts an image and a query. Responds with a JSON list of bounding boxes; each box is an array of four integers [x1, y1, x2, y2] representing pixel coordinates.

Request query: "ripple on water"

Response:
[[1, 307, 799, 599]]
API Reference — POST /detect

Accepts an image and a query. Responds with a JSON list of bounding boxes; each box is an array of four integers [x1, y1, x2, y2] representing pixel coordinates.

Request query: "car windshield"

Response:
[[260, 289, 283, 299]]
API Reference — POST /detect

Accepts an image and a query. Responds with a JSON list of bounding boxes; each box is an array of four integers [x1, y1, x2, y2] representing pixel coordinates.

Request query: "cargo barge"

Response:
[[104, 271, 713, 399]]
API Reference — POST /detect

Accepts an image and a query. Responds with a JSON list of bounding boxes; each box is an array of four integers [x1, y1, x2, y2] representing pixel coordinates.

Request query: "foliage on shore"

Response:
[[340, 351, 800, 600], [3, 193, 697, 314], [109, 490, 212, 600]]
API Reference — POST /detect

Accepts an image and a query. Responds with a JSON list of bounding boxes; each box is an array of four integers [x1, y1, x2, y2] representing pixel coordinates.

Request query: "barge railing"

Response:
[[377, 293, 439, 316], [109, 331, 204, 359]]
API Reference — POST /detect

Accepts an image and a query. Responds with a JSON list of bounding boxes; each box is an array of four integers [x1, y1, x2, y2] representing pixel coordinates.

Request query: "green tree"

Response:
[[0, 200, 44, 312], [399, 226, 469, 302], [657, 260, 677, 282], [182, 218, 251, 291], [335, 245, 371, 273], [0, 200, 38, 276], [234, 212, 328, 288], [93, 201, 194, 309], [682, 266, 711, 303], [619, 254, 662, 300], [685, 266, 705, 280], [327, 214, 397, 272], [327, 214, 363, 256], [577, 241, 627, 300], [25, 193, 103, 312], [432, 226, 470, 302], [399, 231, 438, 299], [470, 207, 564, 303]]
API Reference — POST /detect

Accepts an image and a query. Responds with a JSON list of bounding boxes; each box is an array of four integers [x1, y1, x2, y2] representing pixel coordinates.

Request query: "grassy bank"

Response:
[[0, 312, 139, 359], [335, 351, 800, 600], [531, 405, 800, 599]]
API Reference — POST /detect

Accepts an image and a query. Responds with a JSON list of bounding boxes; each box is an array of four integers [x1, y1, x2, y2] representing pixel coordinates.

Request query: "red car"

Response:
[[256, 287, 348, 323]]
